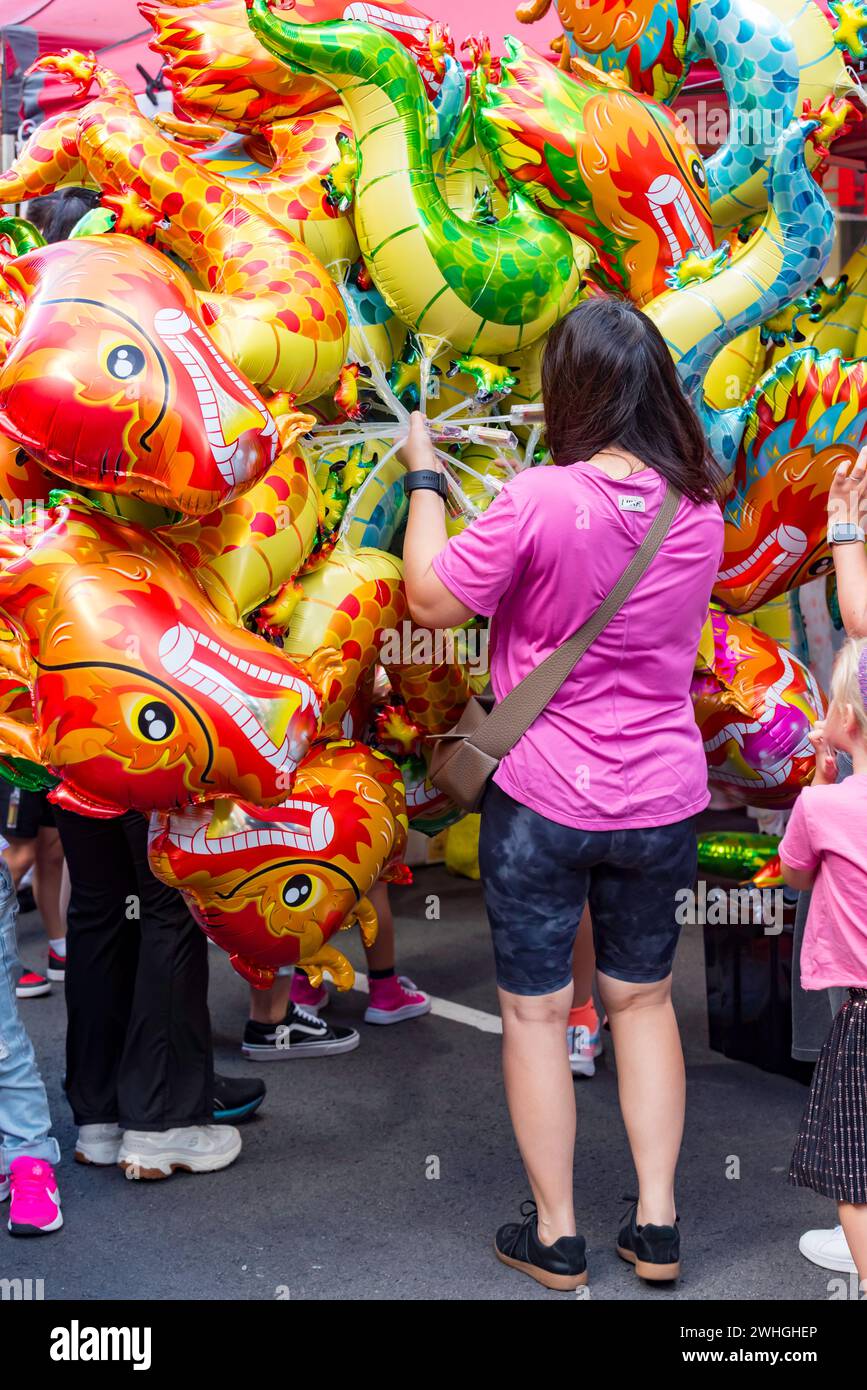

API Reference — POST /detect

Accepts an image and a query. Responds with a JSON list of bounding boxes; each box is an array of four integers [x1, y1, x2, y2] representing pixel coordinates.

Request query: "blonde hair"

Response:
[[830, 638, 867, 739]]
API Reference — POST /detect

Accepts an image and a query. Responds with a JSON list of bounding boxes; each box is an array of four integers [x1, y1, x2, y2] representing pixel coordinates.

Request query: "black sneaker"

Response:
[[495, 1200, 588, 1291], [46, 947, 66, 983], [241, 1003, 360, 1060], [213, 1073, 266, 1123], [16, 967, 51, 999], [616, 1198, 680, 1281]]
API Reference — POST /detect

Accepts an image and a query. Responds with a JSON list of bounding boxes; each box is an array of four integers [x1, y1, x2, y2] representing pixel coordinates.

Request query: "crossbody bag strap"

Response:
[[471, 482, 681, 762]]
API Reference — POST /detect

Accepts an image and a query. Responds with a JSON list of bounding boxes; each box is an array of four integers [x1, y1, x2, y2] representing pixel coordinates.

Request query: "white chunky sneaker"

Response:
[[567, 1023, 603, 1078], [75, 1123, 123, 1166], [799, 1225, 857, 1274], [119, 1125, 242, 1180]]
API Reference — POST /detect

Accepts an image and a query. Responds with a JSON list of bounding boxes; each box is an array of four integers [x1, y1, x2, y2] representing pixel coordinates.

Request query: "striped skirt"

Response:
[[790, 989, 867, 1204]]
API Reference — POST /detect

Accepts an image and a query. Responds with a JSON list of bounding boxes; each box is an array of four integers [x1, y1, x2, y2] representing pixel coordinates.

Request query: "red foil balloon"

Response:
[[0, 496, 321, 816], [0, 236, 279, 515], [149, 739, 408, 988]]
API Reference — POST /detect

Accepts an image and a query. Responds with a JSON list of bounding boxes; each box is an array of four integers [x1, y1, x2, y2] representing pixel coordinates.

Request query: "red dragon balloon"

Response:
[[148, 738, 408, 988], [0, 235, 279, 515], [0, 496, 322, 816]]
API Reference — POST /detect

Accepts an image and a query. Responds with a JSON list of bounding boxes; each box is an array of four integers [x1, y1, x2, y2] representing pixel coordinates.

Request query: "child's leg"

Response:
[[567, 909, 601, 1075], [362, 881, 430, 1024], [1, 836, 35, 890], [0, 862, 59, 1172], [33, 826, 66, 949], [838, 1203, 867, 1293], [249, 974, 293, 1024], [364, 879, 395, 974]]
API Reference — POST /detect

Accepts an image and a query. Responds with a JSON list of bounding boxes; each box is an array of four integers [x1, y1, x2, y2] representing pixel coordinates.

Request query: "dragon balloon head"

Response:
[[0, 497, 321, 815], [149, 739, 408, 988], [467, 39, 713, 306], [0, 235, 279, 515]]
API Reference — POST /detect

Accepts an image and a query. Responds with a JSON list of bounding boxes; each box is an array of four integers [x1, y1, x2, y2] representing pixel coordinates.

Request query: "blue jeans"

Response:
[[0, 858, 59, 1170]]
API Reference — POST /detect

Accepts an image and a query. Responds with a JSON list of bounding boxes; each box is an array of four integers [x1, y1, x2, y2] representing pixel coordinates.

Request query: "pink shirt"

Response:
[[779, 778, 867, 990], [432, 461, 724, 830]]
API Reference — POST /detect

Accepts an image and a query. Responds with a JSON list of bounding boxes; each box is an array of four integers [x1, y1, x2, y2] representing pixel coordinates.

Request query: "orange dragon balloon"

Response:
[[0, 235, 280, 515], [459, 36, 713, 306], [0, 52, 348, 403], [148, 738, 408, 989], [0, 496, 322, 816], [186, 110, 359, 274], [713, 350, 867, 613], [516, 0, 691, 97], [262, 544, 408, 733]]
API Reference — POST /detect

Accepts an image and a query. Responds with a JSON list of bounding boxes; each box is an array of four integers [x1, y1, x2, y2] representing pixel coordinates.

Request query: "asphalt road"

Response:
[[3, 863, 843, 1302]]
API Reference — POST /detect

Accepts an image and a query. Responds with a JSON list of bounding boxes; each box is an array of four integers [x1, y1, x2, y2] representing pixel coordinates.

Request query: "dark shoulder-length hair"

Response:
[[540, 296, 725, 505]]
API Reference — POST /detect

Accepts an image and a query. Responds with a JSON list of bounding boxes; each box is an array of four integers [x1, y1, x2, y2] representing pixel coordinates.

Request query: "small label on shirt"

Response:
[[618, 494, 645, 513]]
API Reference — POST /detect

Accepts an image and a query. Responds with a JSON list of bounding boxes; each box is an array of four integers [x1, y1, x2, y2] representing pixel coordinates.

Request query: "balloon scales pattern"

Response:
[[0, 0, 861, 972]]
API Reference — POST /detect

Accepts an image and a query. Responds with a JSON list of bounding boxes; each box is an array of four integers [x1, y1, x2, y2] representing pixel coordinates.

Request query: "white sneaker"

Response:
[[75, 1123, 123, 1166], [118, 1125, 242, 1180], [799, 1225, 857, 1274], [567, 1023, 603, 1078]]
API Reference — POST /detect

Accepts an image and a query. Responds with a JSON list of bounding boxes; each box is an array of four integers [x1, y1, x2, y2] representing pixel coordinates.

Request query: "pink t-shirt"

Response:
[[779, 778, 867, 990], [432, 461, 724, 830]]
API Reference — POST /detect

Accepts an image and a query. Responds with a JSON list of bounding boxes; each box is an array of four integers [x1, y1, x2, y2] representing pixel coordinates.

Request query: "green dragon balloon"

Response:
[[247, 1, 590, 355]]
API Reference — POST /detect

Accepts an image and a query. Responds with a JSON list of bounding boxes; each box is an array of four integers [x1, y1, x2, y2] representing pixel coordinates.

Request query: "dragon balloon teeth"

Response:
[[156, 619, 322, 774], [646, 170, 714, 265], [163, 795, 336, 858], [0, 497, 325, 813], [342, 1, 434, 42], [151, 306, 279, 486]]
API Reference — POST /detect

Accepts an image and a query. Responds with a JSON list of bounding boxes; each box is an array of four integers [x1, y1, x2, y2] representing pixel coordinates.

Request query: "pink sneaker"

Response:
[[364, 974, 431, 1025], [8, 1157, 63, 1236], [291, 971, 328, 1014]]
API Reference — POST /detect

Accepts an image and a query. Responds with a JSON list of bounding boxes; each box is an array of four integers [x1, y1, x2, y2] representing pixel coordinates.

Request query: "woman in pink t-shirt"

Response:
[[781, 638, 867, 1291], [403, 297, 724, 1290]]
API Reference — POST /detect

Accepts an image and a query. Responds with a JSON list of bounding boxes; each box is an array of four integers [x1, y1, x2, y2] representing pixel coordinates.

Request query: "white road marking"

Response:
[[350, 971, 503, 1035]]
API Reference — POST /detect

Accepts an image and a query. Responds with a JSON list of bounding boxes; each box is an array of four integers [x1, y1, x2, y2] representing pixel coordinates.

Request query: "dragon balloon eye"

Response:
[[691, 158, 707, 188], [282, 874, 314, 909], [136, 700, 176, 741], [107, 344, 146, 380]]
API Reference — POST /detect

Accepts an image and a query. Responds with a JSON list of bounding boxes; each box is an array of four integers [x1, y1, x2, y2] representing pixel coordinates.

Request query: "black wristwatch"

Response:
[[404, 469, 448, 500]]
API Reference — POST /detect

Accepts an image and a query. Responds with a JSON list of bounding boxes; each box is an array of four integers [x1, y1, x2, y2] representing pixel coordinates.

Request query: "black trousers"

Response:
[[53, 808, 213, 1131]]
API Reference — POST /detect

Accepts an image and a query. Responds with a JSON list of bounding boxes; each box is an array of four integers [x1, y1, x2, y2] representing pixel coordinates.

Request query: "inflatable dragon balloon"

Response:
[[455, 35, 715, 307], [0, 496, 322, 817], [516, 0, 861, 226], [0, 51, 349, 402], [149, 738, 408, 989], [0, 234, 280, 514], [247, 2, 589, 355]]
